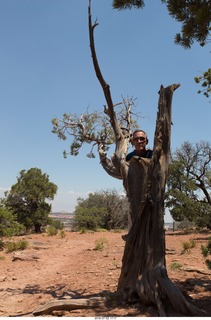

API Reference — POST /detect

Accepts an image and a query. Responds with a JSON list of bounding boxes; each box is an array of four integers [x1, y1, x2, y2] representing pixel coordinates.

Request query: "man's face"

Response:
[[132, 131, 147, 153]]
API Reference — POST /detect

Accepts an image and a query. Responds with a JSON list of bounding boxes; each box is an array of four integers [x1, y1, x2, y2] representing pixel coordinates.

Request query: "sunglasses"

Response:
[[133, 137, 146, 142]]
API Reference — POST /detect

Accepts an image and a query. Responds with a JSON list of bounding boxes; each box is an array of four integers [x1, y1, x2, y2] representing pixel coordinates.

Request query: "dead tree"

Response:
[[33, 1, 206, 316]]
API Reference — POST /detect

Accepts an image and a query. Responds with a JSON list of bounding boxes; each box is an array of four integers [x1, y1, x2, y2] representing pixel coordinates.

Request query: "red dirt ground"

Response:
[[0, 230, 211, 317]]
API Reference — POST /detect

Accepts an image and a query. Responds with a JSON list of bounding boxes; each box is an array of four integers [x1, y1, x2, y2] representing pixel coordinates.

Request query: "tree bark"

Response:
[[117, 84, 205, 316], [32, 3, 207, 317]]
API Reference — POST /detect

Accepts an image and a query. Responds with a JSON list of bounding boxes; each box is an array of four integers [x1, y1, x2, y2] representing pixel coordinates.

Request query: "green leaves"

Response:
[[0, 206, 25, 237], [194, 68, 211, 98], [4, 168, 57, 233], [72, 190, 129, 231], [166, 141, 211, 228], [112, 0, 145, 10]]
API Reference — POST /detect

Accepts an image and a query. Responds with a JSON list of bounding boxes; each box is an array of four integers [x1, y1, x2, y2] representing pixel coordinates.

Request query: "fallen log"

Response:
[[33, 297, 107, 316]]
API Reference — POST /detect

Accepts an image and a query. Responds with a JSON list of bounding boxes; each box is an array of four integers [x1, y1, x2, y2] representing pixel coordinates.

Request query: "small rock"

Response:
[[0, 276, 7, 282]]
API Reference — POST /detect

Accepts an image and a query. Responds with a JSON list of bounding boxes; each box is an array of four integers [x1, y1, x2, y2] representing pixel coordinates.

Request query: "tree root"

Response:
[[33, 297, 108, 316], [136, 266, 207, 317]]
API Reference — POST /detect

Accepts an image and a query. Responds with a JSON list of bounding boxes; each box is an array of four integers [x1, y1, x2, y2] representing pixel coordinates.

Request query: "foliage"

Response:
[[47, 226, 58, 236], [165, 141, 211, 229], [3, 168, 58, 233], [5, 240, 29, 253], [0, 239, 5, 251], [94, 237, 108, 251], [164, 0, 211, 48], [201, 237, 211, 269], [0, 206, 25, 238], [112, 0, 144, 10], [60, 230, 66, 238], [72, 206, 107, 232], [194, 68, 211, 98], [52, 100, 139, 159], [113, 0, 211, 48], [113, 0, 211, 99], [170, 261, 182, 270], [181, 239, 196, 254], [72, 190, 129, 231], [48, 218, 64, 230]]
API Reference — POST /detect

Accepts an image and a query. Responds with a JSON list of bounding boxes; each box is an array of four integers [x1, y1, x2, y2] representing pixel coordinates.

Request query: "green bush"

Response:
[[170, 262, 182, 270], [47, 226, 58, 236], [72, 207, 106, 231], [72, 190, 129, 231], [49, 218, 64, 230], [60, 230, 66, 238], [0, 239, 5, 251], [94, 238, 108, 251], [5, 240, 29, 253], [181, 239, 196, 254], [0, 206, 25, 238], [201, 238, 211, 270]]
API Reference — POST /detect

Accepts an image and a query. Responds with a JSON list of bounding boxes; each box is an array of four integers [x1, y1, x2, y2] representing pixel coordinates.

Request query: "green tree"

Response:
[[166, 141, 211, 229], [113, 0, 211, 48], [72, 190, 129, 231], [201, 238, 211, 269], [194, 68, 211, 98], [4, 168, 57, 233], [46, 2, 203, 317], [73, 206, 107, 231], [113, 0, 211, 98], [0, 206, 25, 238]]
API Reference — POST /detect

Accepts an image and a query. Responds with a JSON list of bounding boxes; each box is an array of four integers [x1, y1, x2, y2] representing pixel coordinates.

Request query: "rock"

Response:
[[12, 252, 40, 261]]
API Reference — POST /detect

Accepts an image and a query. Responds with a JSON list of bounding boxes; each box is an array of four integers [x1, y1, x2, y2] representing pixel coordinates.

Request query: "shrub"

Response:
[[60, 230, 66, 238], [94, 238, 108, 251], [72, 190, 129, 231], [0, 206, 25, 238], [201, 238, 211, 270], [0, 239, 5, 251], [5, 240, 29, 253], [170, 262, 182, 270], [49, 218, 64, 230], [181, 239, 196, 254], [47, 226, 58, 236]]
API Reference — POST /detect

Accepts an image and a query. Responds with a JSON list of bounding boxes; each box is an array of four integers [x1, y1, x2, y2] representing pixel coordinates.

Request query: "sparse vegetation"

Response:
[[60, 230, 66, 238], [72, 190, 129, 232], [47, 226, 58, 236], [170, 262, 182, 270], [49, 218, 64, 230], [201, 238, 211, 270], [0, 239, 5, 251], [79, 228, 94, 234], [5, 240, 29, 253], [94, 238, 108, 251], [181, 239, 196, 254]]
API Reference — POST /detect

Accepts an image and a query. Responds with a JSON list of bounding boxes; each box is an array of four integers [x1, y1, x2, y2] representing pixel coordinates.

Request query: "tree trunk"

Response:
[[117, 84, 205, 316], [32, 3, 207, 316]]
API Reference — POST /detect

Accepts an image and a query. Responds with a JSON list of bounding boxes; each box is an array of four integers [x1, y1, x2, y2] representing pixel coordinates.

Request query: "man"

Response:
[[122, 129, 153, 241], [126, 129, 153, 161]]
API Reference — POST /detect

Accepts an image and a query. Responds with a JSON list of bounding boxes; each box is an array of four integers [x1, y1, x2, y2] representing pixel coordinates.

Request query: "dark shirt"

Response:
[[126, 149, 153, 161]]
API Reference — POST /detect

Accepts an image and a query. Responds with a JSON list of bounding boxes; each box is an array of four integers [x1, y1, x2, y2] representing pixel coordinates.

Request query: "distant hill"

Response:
[[50, 212, 74, 230]]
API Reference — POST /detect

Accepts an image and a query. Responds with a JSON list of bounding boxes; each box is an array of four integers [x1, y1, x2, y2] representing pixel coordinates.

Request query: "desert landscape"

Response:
[[0, 229, 211, 317]]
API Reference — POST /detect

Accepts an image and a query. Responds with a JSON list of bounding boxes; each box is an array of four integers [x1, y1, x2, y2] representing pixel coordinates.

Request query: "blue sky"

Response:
[[0, 1, 210, 222]]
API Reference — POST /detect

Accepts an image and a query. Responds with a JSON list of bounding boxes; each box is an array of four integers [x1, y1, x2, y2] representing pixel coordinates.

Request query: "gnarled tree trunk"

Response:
[[33, 2, 206, 316], [117, 84, 204, 316]]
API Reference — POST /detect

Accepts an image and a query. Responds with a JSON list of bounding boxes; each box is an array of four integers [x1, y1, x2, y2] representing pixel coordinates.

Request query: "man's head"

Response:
[[131, 130, 148, 155]]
